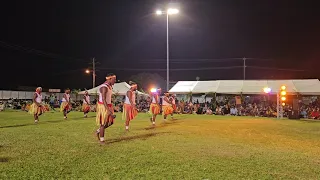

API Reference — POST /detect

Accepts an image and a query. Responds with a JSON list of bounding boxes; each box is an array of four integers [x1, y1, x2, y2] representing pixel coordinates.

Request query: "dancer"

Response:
[[82, 91, 91, 118], [162, 92, 174, 122], [149, 88, 161, 125], [29, 87, 45, 123], [170, 94, 176, 119], [60, 88, 71, 119], [95, 73, 117, 144], [122, 81, 138, 131]]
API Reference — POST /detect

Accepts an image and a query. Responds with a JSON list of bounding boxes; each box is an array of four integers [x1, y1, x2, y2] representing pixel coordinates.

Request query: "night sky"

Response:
[[0, 0, 319, 90]]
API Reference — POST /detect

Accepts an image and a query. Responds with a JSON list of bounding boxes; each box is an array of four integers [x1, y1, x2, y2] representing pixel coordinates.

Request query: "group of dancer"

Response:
[[28, 73, 177, 144], [28, 88, 91, 122]]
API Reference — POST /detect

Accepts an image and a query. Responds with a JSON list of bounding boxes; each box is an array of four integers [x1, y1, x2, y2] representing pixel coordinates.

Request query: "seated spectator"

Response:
[[0, 102, 4, 112], [206, 108, 213, 115], [202, 104, 208, 114], [193, 104, 198, 114], [215, 106, 222, 115], [300, 109, 307, 118], [310, 108, 320, 119], [223, 105, 230, 115], [230, 106, 238, 116]]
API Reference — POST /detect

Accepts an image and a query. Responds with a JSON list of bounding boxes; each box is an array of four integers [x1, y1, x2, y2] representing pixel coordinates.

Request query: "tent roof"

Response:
[[78, 82, 147, 96], [169, 79, 320, 95]]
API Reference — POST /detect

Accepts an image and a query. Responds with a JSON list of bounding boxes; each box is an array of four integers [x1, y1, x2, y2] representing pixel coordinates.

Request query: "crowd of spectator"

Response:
[[173, 97, 320, 120], [1, 95, 320, 120]]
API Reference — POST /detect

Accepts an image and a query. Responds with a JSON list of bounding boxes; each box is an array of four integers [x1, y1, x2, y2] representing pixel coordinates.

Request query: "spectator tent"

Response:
[[169, 79, 320, 95], [78, 82, 147, 96]]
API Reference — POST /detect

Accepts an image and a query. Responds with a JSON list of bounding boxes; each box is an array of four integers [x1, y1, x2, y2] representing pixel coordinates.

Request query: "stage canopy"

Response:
[[78, 82, 147, 96], [169, 79, 320, 95]]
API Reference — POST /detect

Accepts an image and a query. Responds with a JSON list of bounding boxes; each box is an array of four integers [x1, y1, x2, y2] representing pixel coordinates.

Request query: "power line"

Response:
[[0, 40, 87, 62], [0, 40, 304, 73], [247, 66, 305, 72], [97, 65, 306, 72], [97, 66, 243, 71], [116, 58, 273, 63], [49, 68, 87, 76]]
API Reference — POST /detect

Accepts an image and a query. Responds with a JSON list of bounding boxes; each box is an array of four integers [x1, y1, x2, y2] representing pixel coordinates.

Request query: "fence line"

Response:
[[0, 90, 79, 100]]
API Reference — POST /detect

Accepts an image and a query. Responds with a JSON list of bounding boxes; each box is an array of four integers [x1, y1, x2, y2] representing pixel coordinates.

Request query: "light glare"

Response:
[[281, 85, 286, 90], [156, 10, 162, 15], [85, 69, 90, 74], [263, 87, 271, 94], [167, 8, 179, 15], [151, 88, 157, 93], [281, 91, 286, 96], [281, 97, 286, 101]]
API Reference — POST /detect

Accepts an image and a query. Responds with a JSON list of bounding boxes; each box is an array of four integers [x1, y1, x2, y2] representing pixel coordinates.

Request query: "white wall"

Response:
[[0, 90, 78, 100]]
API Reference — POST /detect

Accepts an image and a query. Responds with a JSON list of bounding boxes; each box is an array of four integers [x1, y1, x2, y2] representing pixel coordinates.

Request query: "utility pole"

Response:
[[166, 13, 170, 91], [92, 58, 96, 88], [243, 57, 246, 80], [277, 93, 279, 119]]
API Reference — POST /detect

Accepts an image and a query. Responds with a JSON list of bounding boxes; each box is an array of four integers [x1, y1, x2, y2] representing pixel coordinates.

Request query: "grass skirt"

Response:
[[60, 102, 71, 112], [149, 103, 160, 115], [162, 105, 173, 115], [96, 103, 114, 126], [28, 103, 46, 116], [82, 104, 90, 113], [122, 104, 137, 121]]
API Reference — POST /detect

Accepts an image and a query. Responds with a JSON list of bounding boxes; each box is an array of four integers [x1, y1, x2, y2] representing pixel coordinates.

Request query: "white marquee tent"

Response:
[[169, 79, 320, 95], [78, 82, 147, 96]]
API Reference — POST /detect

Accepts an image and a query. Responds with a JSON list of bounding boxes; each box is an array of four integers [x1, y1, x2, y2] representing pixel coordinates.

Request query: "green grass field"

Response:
[[1, 111, 320, 180]]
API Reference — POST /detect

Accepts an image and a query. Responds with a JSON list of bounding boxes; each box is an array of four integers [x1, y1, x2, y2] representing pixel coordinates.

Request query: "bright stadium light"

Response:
[[156, 10, 162, 15], [277, 85, 287, 119], [150, 88, 157, 93], [263, 87, 271, 94], [155, 6, 180, 91], [167, 8, 179, 15]]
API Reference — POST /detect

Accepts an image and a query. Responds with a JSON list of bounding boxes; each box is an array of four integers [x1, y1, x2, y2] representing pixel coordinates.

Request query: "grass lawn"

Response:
[[1, 111, 320, 180]]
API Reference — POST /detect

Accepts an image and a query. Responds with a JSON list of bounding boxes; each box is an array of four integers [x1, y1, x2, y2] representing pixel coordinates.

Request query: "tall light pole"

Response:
[[156, 8, 179, 91]]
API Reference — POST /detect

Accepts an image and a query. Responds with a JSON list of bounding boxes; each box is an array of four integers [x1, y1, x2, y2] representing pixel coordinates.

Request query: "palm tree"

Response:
[[71, 89, 82, 101]]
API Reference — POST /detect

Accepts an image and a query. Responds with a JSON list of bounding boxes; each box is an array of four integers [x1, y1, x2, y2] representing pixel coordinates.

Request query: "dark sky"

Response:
[[0, 0, 319, 90]]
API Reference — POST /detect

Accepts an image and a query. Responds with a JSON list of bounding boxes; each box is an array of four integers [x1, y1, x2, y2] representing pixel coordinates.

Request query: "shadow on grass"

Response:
[[143, 120, 182, 130], [0, 157, 9, 163], [106, 132, 171, 144], [0, 115, 98, 128], [174, 114, 190, 120], [0, 124, 30, 129], [64, 115, 97, 121], [0, 119, 67, 129], [297, 119, 320, 123]]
